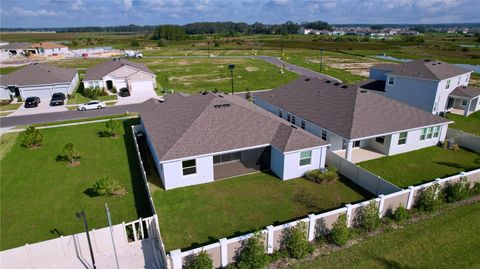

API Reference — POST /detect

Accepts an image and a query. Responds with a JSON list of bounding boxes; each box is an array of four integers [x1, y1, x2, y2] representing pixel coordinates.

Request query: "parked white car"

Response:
[[77, 100, 106, 111]]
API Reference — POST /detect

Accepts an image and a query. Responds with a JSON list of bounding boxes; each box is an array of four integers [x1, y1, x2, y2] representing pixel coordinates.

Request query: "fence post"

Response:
[[407, 186, 415, 209], [266, 226, 274, 254], [345, 204, 353, 228], [434, 178, 441, 198], [307, 214, 316, 241], [170, 249, 182, 269], [378, 194, 385, 218], [25, 244, 34, 269], [219, 238, 228, 267], [122, 221, 128, 245]]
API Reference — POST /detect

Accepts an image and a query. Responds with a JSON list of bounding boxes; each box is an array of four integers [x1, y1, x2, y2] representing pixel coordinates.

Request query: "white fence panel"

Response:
[[0, 247, 30, 269], [447, 128, 480, 153]]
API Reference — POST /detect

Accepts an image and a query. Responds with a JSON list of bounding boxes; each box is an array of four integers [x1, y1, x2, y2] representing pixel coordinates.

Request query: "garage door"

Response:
[[21, 87, 51, 99], [131, 81, 153, 92], [52, 86, 69, 96]]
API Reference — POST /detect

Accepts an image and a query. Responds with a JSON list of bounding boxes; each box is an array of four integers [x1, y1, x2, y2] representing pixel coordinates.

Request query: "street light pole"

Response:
[[319, 48, 324, 72], [76, 210, 96, 269], [229, 64, 235, 94], [207, 36, 210, 58]]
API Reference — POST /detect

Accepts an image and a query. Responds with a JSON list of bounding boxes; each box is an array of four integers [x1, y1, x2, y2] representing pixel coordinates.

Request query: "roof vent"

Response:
[[214, 103, 231, 108], [341, 85, 348, 89], [333, 82, 340, 86], [325, 80, 331, 83], [424, 59, 431, 62], [290, 125, 297, 129], [305, 78, 310, 81], [360, 90, 367, 93]]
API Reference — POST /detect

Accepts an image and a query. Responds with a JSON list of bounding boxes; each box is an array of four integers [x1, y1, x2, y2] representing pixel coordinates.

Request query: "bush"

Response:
[[391, 205, 411, 223], [328, 214, 350, 246], [443, 177, 470, 202], [360, 201, 381, 232], [131, 39, 140, 47], [84, 87, 108, 99], [158, 39, 168, 47], [282, 222, 314, 259], [99, 119, 120, 138], [470, 182, 480, 196], [92, 177, 127, 197], [186, 251, 212, 269], [111, 86, 117, 94], [235, 233, 269, 269], [304, 168, 339, 184], [59, 143, 81, 166], [17, 95, 23, 102], [415, 184, 442, 212], [22, 126, 44, 148]]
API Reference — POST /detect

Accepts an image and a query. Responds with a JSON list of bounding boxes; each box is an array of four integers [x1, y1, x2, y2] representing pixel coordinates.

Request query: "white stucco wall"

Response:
[[161, 156, 214, 190], [271, 146, 325, 180], [384, 75, 439, 113], [386, 124, 449, 155], [435, 74, 470, 113]]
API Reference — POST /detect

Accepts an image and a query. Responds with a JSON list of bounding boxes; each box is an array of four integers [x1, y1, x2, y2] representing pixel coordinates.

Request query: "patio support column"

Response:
[[345, 141, 353, 161], [170, 249, 182, 269], [219, 238, 228, 267], [464, 99, 471, 116]]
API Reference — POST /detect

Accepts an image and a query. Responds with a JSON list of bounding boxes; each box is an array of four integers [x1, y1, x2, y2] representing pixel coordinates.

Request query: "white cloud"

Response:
[[71, 0, 83, 11], [9, 6, 58, 16], [124, 0, 133, 10]]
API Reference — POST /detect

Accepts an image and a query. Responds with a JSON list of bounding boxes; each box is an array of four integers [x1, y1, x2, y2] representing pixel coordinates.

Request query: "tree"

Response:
[[22, 126, 44, 149], [102, 119, 120, 138], [60, 143, 81, 166], [236, 233, 269, 269], [360, 201, 381, 232], [186, 251, 213, 269], [151, 25, 186, 40], [283, 222, 314, 259], [329, 214, 350, 246], [131, 39, 140, 47], [303, 20, 333, 31]]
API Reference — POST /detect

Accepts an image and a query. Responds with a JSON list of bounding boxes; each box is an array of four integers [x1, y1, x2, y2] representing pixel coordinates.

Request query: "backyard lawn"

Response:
[[358, 146, 480, 188], [0, 102, 22, 111], [293, 201, 480, 269], [0, 120, 151, 250], [447, 111, 480, 135], [151, 172, 371, 251]]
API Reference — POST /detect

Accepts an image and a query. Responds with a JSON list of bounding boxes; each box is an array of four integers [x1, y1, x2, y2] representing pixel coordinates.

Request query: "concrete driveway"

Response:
[[115, 88, 160, 105], [9, 97, 67, 116]]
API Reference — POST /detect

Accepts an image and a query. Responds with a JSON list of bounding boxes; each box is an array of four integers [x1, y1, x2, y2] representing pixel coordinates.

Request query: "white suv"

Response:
[[77, 100, 106, 111]]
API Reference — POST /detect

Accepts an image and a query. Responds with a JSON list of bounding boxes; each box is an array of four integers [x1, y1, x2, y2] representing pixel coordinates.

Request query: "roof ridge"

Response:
[[345, 88, 361, 139]]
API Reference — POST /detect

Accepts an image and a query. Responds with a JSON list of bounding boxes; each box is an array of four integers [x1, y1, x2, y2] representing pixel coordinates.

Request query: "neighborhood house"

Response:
[[29, 42, 69, 56], [254, 77, 451, 163], [0, 63, 79, 100], [363, 59, 479, 116], [137, 92, 329, 190], [83, 59, 156, 93]]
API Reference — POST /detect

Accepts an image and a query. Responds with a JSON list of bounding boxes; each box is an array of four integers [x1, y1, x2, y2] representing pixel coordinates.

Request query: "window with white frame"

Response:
[[278, 109, 283, 118], [182, 159, 196, 176], [462, 99, 467, 106], [375, 136, 385, 144], [446, 79, 451, 89], [420, 128, 426, 140], [292, 115, 296, 125], [287, 113, 291, 122], [301, 120, 305, 129], [398, 132, 407, 145], [426, 127, 433, 139], [388, 76, 395, 85], [321, 130, 327, 141], [433, 126, 440, 138], [299, 150, 312, 166]]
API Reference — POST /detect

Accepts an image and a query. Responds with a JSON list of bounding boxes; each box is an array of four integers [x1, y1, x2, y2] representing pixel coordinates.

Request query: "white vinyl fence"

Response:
[[1, 216, 161, 269], [326, 151, 401, 195], [446, 128, 480, 153], [167, 168, 480, 269]]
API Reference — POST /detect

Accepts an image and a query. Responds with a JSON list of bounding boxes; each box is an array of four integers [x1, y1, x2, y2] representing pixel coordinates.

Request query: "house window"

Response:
[[182, 159, 196, 176], [446, 79, 451, 89], [299, 150, 312, 166], [287, 114, 291, 122], [426, 127, 433, 139], [278, 109, 283, 118], [433, 126, 440, 138], [301, 120, 305, 129], [398, 132, 407, 145], [388, 76, 395, 86], [321, 130, 327, 141], [433, 102, 438, 112], [420, 128, 426, 141], [375, 136, 385, 144], [291, 115, 296, 125], [462, 99, 467, 106]]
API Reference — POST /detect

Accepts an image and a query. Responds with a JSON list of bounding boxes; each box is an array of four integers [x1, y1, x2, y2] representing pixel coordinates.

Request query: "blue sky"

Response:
[[1, 0, 479, 28]]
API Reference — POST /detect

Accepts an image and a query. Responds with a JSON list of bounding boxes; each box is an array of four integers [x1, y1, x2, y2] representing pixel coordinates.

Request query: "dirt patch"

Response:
[[245, 66, 258, 72]]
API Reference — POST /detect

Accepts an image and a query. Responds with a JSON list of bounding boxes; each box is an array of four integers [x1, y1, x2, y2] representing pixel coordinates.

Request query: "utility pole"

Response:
[[76, 210, 96, 269], [281, 41, 284, 59], [207, 36, 210, 58], [319, 48, 324, 72], [229, 64, 235, 94], [106, 204, 120, 269]]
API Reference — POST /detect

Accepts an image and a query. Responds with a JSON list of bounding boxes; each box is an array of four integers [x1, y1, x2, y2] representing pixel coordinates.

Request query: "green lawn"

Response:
[[447, 111, 480, 135], [0, 102, 22, 111], [66, 93, 118, 105], [358, 146, 480, 188], [293, 201, 480, 269], [151, 172, 371, 251], [0, 120, 151, 250]]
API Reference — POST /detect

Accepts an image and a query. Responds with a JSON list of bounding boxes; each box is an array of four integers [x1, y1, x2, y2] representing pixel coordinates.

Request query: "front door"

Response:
[[446, 97, 454, 109], [106, 80, 113, 90]]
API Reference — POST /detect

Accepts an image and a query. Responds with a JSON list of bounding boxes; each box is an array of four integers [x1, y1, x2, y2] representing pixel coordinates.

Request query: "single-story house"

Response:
[[30, 42, 68, 56], [137, 92, 329, 190], [83, 59, 156, 92], [447, 85, 480, 116], [254, 77, 452, 163], [0, 63, 79, 100], [0, 42, 32, 57]]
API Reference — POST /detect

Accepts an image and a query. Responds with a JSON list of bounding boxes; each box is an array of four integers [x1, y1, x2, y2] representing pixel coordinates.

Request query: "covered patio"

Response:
[[333, 147, 386, 163], [213, 147, 271, 180], [448, 86, 480, 117]]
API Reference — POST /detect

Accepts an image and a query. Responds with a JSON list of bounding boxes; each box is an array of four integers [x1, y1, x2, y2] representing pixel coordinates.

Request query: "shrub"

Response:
[[304, 168, 339, 184], [92, 177, 127, 197], [328, 214, 350, 246], [282, 222, 314, 259], [17, 95, 23, 102], [470, 182, 480, 196], [158, 39, 168, 47], [235, 233, 269, 269], [444, 177, 470, 202], [59, 143, 81, 166], [22, 126, 44, 149], [84, 87, 108, 99], [100, 119, 120, 138], [360, 201, 381, 232], [414, 183, 442, 212], [131, 39, 140, 47], [391, 205, 411, 223], [186, 251, 212, 269], [111, 86, 117, 94]]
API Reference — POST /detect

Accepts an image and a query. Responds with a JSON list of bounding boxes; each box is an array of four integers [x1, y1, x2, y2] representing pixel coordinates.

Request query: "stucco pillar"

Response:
[[266, 225, 274, 254], [378, 194, 385, 218], [307, 214, 316, 241], [345, 141, 353, 161], [319, 147, 326, 169], [406, 186, 415, 209], [219, 238, 228, 267], [345, 204, 353, 228], [170, 249, 183, 269]]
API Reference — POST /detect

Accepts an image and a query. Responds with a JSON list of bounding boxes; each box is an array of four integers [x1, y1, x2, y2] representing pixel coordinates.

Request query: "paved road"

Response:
[[0, 55, 339, 128]]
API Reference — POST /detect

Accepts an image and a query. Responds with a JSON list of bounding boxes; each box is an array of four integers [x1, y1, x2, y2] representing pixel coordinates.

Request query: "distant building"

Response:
[[0, 42, 32, 57], [30, 42, 68, 56], [299, 28, 332, 35]]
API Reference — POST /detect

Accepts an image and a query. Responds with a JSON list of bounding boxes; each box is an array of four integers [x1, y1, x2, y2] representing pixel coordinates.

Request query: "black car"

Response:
[[118, 88, 131, 97], [50, 92, 66, 106], [24, 97, 41, 108]]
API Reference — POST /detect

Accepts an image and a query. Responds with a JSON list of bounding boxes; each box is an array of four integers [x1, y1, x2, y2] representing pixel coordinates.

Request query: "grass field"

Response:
[[0, 120, 151, 250], [66, 92, 118, 105], [447, 111, 480, 135], [0, 102, 22, 111], [151, 172, 371, 251], [358, 146, 480, 188], [293, 201, 480, 269]]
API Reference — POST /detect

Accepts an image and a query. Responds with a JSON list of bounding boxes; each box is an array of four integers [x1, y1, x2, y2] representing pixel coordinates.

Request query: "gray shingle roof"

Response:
[[0, 63, 77, 87], [139, 93, 327, 161], [0, 42, 32, 50], [83, 59, 154, 81], [375, 60, 470, 80], [450, 85, 480, 98], [254, 77, 450, 140]]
